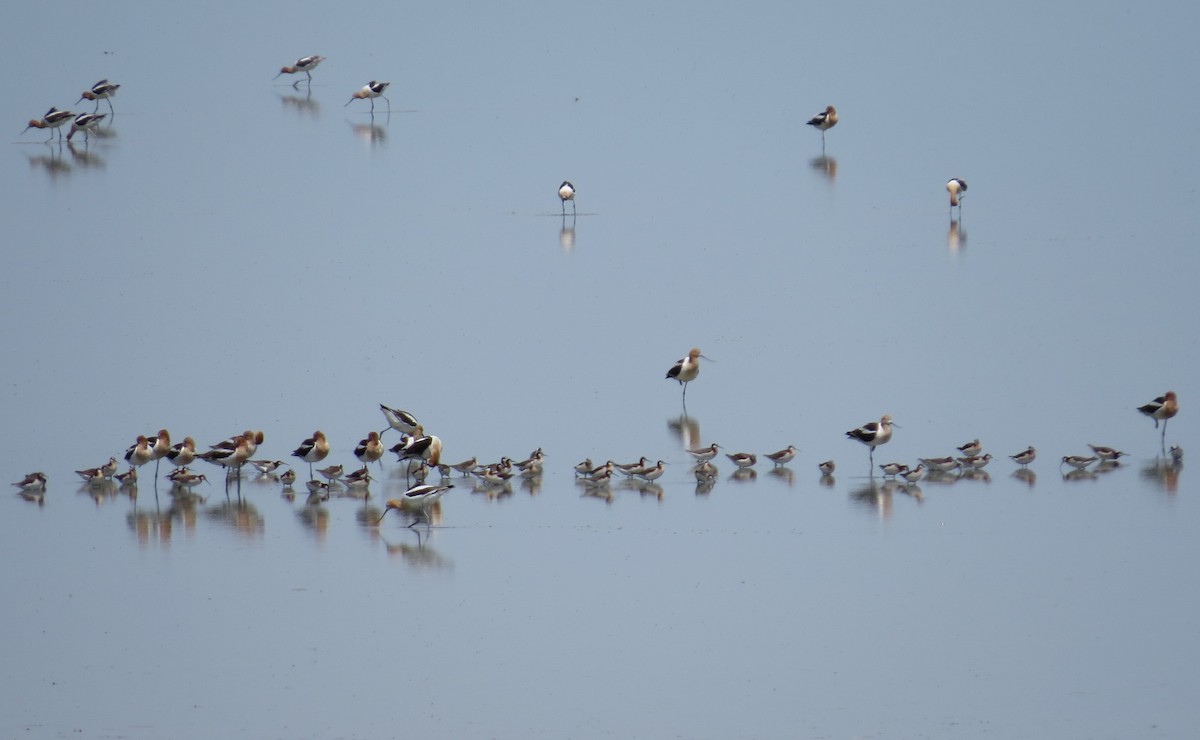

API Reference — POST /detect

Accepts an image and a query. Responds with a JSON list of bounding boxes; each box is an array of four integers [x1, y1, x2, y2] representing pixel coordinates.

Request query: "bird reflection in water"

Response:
[[206, 500, 265, 539], [768, 466, 795, 487], [279, 89, 320, 117], [559, 220, 576, 252], [729, 468, 756, 483], [1140, 457, 1183, 495], [667, 413, 701, 452], [296, 498, 331, 539], [948, 217, 966, 253], [809, 154, 837, 182], [67, 142, 106, 170], [849, 479, 893, 520], [382, 528, 453, 570], [1011, 468, 1037, 488], [26, 150, 71, 181], [78, 479, 119, 506], [349, 115, 387, 148]]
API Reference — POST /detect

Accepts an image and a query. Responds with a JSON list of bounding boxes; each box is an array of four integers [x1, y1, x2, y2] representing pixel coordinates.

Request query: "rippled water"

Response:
[[3, 2, 1198, 737]]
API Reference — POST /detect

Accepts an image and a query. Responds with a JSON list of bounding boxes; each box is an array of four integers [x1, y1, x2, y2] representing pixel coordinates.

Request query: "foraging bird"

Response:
[[379, 404, 419, 436], [291, 430, 330, 478], [22, 107, 75, 141], [1138, 391, 1179, 444], [377, 483, 454, 526], [1009, 446, 1037, 467], [1060, 455, 1097, 470], [275, 55, 325, 86], [78, 80, 119, 113], [947, 178, 968, 212], [845, 415, 895, 466], [1087, 444, 1127, 461], [806, 105, 838, 145], [345, 81, 390, 112], [558, 180, 576, 215], [665, 347, 710, 402], [66, 112, 105, 142]]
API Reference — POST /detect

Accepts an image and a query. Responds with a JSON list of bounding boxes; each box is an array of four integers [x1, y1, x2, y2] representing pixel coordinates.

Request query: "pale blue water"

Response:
[[2, 1, 1198, 737]]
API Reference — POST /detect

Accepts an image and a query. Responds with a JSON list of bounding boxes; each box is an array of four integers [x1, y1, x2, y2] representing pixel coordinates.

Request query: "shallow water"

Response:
[[2, 2, 1198, 737]]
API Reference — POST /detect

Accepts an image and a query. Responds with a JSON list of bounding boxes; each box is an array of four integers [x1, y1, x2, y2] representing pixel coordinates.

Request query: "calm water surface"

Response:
[[2, 1, 1198, 738]]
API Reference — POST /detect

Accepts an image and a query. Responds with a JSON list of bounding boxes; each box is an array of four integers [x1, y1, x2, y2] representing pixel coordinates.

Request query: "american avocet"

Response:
[[390, 427, 443, 466], [764, 445, 797, 467], [1009, 446, 1037, 467], [167, 437, 197, 468], [317, 464, 344, 483], [379, 404, 419, 436], [1087, 444, 1127, 461], [818, 459, 836, 476], [687, 443, 721, 462], [846, 415, 895, 466], [377, 483, 454, 526], [275, 55, 326, 87], [726, 452, 757, 469], [919, 456, 960, 473], [12, 472, 47, 491], [124, 435, 154, 469], [666, 348, 711, 403], [957, 453, 992, 470], [879, 462, 909, 478], [1138, 391, 1179, 443], [946, 178, 968, 214], [901, 463, 926, 484], [145, 429, 172, 479], [559, 180, 576, 215], [956, 438, 982, 457], [1170, 445, 1184, 463], [806, 105, 838, 145], [66, 112, 105, 142], [1060, 455, 1097, 470], [22, 107, 74, 142], [292, 431, 330, 479], [78, 80, 119, 114], [345, 81, 390, 112], [355, 431, 384, 466], [199, 435, 252, 474]]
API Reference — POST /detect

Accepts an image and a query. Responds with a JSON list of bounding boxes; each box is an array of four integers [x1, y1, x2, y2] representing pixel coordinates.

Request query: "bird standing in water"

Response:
[[665, 347, 710, 404]]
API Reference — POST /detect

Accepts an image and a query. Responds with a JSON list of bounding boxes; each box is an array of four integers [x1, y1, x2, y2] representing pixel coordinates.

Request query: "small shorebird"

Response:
[[170, 472, 208, 488], [345, 81, 390, 112], [901, 464, 926, 484], [275, 55, 325, 86], [764, 445, 797, 467], [379, 404, 419, 436], [377, 483, 454, 526], [573, 458, 595, 477], [1060, 455, 1098, 470], [447, 457, 478, 476], [947, 178, 968, 214], [250, 459, 286, 476], [1087, 444, 1127, 461], [818, 460, 836, 476], [291, 430, 330, 478], [13, 472, 47, 491], [956, 439, 982, 457], [666, 348, 711, 403], [115, 466, 138, 487], [1169, 445, 1184, 463], [559, 180, 576, 215], [66, 112, 105, 142], [615, 456, 651, 475], [726, 452, 757, 469], [316, 464, 344, 483], [22, 107, 74, 141], [806, 105, 838, 145], [687, 443, 721, 462], [1009, 446, 1037, 467], [167, 437, 197, 469], [279, 469, 297, 487], [355, 431, 385, 466], [846, 415, 895, 466], [1138, 391, 1179, 443], [919, 456, 961, 473], [879, 462, 909, 478], [637, 460, 668, 481], [957, 453, 992, 470], [344, 466, 372, 488], [694, 460, 718, 482], [78, 80, 120, 114]]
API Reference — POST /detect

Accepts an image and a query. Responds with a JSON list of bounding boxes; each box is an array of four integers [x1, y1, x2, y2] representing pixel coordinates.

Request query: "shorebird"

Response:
[[167, 437, 197, 468], [764, 445, 797, 467], [957, 453, 992, 470], [846, 415, 895, 466], [345, 81, 390, 112], [879, 462, 909, 478], [390, 426, 443, 466], [379, 404, 419, 436], [956, 439, 982, 457], [316, 464, 344, 483], [124, 435, 155, 469], [806, 105, 838, 145], [919, 456, 960, 473], [344, 466, 372, 489], [573, 458, 594, 477], [726, 452, 757, 469], [199, 435, 252, 474], [947, 178, 968, 214], [694, 460, 718, 482], [78, 80, 119, 114], [900, 464, 926, 484], [292, 431, 330, 478], [447, 457, 478, 476], [637, 460, 668, 482], [22, 107, 75, 141], [1138, 391, 1179, 444], [1061, 455, 1097, 470], [615, 456, 651, 475], [377, 483, 454, 526], [249, 459, 286, 476], [170, 472, 208, 488], [275, 55, 325, 86], [115, 466, 138, 487], [1169, 445, 1184, 463], [687, 443, 721, 462], [12, 472, 47, 491], [1088, 445, 1127, 461], [355, 431, 385, 466], [818, 460, 836, 476], [666, 348, 711, 403], [559, 180, 576, 215], [1009, 446, 1037, 467], [66, 112, 105, 142], [279, 469, 297, 487]]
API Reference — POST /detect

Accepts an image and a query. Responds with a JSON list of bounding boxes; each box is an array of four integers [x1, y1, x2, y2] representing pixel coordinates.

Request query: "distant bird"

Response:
[[694, 460, 718, 482], [636, 460, 668, 482], [806, 105, 838, 145], [66, 112, 105, 142], [726, 452, 757, 469], [956, 439, 982, 457], [279, 469, 297, 488], [447, 457, 478, 476], [957, 453, 992, 470], [12, 472, 47, 491], [558, 180, 576, 215], [250, 459, 286, 476], [919, 456, 960, 473], [377, 483, 454, 526], [947, 178, 968, 213], [355, 431, 385, 467], [115, 466, 138, 487], [879, 462, 909, 478], [76, 457, 119, 482], [345, 81, 390, 112], [764, 445, 797, 467], [379, 404, 419, 436], [687, 444, 721, 462], [22, 107, 74, 141], [1009, 446, 1037, 467], [665, 347, 711, 402], [390, 426, 443, 466], [78, 80, 119, 113], [818, 460, 836, 476], [275, 55, 326, 86], [573, 458, 595, 477], [845, 414, 895, 466], [167, 437, 198, 469], [1087, 444, 1127, 461], [124, 435, 154, 469], [1169, 445, 1184, 463], [291, 430, 330, 478], [316, 464, 344, 483], [1060, 455, 1097, 470], [900, 464, 926, 484], [1138, 391, 1179, 444]]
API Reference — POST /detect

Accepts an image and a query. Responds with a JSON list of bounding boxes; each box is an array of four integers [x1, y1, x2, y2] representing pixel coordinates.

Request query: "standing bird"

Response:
[[806, 105, 838, 146], [845, 414, 896, 467], [291, 430, 330, 479], [764, 445, 797, 467], [22, 107, 75, 141], [345, 81, 390, 113], [1138, 391, 1179, 445], [13, 472, 47, 491], [167, 437, 198, 469], [78, 80, 120, 114], [355, 431, 385, 467], [66, 112, 105, 142], [558, 180, 576, 215], [1009, 446, 1037, 467], [665, 347, 711, 403], [274, 55, 326, 87], [377, 483, 454, 527], [947, 178, 968, 214]]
